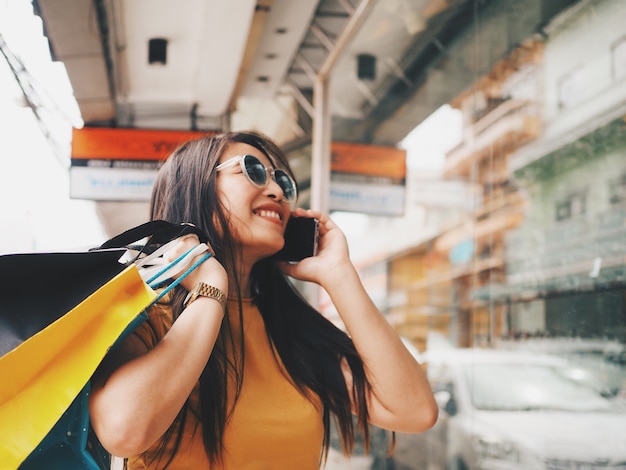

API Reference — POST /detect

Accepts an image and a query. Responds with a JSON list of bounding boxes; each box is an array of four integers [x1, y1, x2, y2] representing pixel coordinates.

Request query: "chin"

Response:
[[255, 240, 285, 260]]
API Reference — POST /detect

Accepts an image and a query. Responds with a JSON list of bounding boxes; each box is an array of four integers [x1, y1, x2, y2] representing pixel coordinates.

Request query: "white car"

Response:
[[423, 348, 626, 470]]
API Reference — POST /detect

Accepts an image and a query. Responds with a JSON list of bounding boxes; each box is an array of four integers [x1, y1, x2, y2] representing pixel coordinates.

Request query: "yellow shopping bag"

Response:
[[0, 264, 156, 469]]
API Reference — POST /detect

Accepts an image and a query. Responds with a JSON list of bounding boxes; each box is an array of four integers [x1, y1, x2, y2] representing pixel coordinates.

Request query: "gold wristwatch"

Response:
[[184, 282, 227, 312]]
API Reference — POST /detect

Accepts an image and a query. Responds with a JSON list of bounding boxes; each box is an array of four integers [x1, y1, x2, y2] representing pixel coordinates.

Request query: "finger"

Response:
[[163, 235, 202, 263], [291, 207, 308, 218], [178, 233, 200, 245], [291, 207, 317, 217]]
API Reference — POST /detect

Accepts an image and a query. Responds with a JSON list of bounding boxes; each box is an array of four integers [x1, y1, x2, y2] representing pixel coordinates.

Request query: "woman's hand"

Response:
[[91, 233, 227, 457], [278, 209, 439, 434], [162, 234, 228, 294], [276, 208, 352, 286]]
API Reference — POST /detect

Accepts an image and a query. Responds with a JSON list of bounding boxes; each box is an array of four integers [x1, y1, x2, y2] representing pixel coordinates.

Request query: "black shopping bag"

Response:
[[0, 220, 208, 469]]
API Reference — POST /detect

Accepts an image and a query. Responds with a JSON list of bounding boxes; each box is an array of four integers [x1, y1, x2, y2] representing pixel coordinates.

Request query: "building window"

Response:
[[612, 35, 626, 81], [608, 172, 626, 204], [555, 191, 586, 221]]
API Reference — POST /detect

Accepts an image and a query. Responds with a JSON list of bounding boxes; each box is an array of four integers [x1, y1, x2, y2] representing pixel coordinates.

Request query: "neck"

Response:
[[226, 247, 271, 298], [227, 258, 254, 299]]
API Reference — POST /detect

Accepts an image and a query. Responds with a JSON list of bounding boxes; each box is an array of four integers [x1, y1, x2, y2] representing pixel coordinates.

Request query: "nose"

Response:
[[265, 174, 285, 202]]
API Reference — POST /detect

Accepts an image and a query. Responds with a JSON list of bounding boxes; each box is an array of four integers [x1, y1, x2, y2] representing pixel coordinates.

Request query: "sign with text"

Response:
[[330, 142, 406, 216], [70, 127, 211, 201]]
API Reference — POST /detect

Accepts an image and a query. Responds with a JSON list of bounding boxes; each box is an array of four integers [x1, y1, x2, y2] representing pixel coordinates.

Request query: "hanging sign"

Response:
[[70, 127, 211, 201], [330, 142, 406, 216]]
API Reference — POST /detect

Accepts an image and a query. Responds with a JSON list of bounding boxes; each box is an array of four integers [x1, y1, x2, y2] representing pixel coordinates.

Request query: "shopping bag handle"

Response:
[[97, 220, 208, 251], [143, 243, 210, 288], [149, 249, 213, 304]]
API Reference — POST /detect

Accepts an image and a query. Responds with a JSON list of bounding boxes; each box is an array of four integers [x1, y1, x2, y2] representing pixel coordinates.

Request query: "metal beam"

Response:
[[310, 0, 377, 213]]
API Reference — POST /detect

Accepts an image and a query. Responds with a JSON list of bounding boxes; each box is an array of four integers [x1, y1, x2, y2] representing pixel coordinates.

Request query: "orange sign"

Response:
[[71, 127, 212, 161], [70, 127, 213, 201], [329, 142, 407, 216], [330, 142, 406, 179]]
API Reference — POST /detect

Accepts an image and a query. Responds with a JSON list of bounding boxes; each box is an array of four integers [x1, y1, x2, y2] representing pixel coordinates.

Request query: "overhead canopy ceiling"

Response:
[[33, 0, 483, 144], [28, 0, 577, 235]]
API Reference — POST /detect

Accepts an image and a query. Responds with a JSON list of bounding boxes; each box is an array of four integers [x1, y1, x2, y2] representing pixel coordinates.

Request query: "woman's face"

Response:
[[215, 142, 292, 262]]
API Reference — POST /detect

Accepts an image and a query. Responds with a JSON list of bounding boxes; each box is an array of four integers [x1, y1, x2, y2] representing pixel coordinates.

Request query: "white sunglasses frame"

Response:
[[215, 154, 298, 203]]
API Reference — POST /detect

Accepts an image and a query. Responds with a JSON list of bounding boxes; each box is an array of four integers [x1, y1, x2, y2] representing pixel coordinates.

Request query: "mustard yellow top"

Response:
[[127, 298, 324, 469]]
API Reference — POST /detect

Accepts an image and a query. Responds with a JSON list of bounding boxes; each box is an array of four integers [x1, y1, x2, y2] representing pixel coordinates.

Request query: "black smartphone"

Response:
[[273, 217, 319, 262]]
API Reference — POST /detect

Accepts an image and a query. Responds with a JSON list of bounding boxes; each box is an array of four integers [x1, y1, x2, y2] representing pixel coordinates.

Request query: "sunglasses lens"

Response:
[[243, 155, 268, 186], [274, 170, 296, 201], [241, 155, 296, 202]]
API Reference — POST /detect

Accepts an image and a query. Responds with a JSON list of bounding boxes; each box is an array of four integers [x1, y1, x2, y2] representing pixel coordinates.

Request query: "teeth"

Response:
[[256, 210, 281, 220]]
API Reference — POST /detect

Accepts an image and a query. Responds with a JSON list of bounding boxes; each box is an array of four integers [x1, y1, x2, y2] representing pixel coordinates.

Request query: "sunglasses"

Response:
[[215, 154, 297, 203]]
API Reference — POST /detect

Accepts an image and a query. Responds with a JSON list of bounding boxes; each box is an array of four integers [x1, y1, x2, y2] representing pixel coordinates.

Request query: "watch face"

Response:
[[183, 291, 195, 308]]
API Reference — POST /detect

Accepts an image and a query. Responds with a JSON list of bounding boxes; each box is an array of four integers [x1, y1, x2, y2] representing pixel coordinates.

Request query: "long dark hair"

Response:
[[149, 130, 371, 466]]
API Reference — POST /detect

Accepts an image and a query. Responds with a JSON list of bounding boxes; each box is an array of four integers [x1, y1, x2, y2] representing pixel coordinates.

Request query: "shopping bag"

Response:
[[0, 249, 127, 356], [18, 383, 106, 470], [0, 220, 210, 469], [0, 264, 156, 469]]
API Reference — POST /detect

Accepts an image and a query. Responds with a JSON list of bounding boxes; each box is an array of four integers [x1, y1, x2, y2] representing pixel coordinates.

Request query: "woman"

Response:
[[89, 130, 437, 469]]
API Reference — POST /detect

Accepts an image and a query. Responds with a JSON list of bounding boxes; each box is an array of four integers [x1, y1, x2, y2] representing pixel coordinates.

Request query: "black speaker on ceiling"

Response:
[[357, 53, 376, 81], [148, 38, 168, 65]]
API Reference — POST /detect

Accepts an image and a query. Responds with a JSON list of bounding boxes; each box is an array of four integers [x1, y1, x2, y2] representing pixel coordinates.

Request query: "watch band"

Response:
[[184, 282, 227, 312]]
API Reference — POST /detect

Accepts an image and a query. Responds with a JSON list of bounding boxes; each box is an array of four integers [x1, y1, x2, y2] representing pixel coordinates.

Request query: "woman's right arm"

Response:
[[89, 250, 227, 457]]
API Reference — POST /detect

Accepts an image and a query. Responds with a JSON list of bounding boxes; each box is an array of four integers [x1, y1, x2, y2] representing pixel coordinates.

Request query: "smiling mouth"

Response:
[[254, 209, 282, 221]]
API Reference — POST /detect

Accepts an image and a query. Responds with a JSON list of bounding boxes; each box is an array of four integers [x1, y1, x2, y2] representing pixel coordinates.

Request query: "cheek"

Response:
[[217, 179, 254, 210], [216, 185, 243, 217], [216, 191, 249, 241]]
